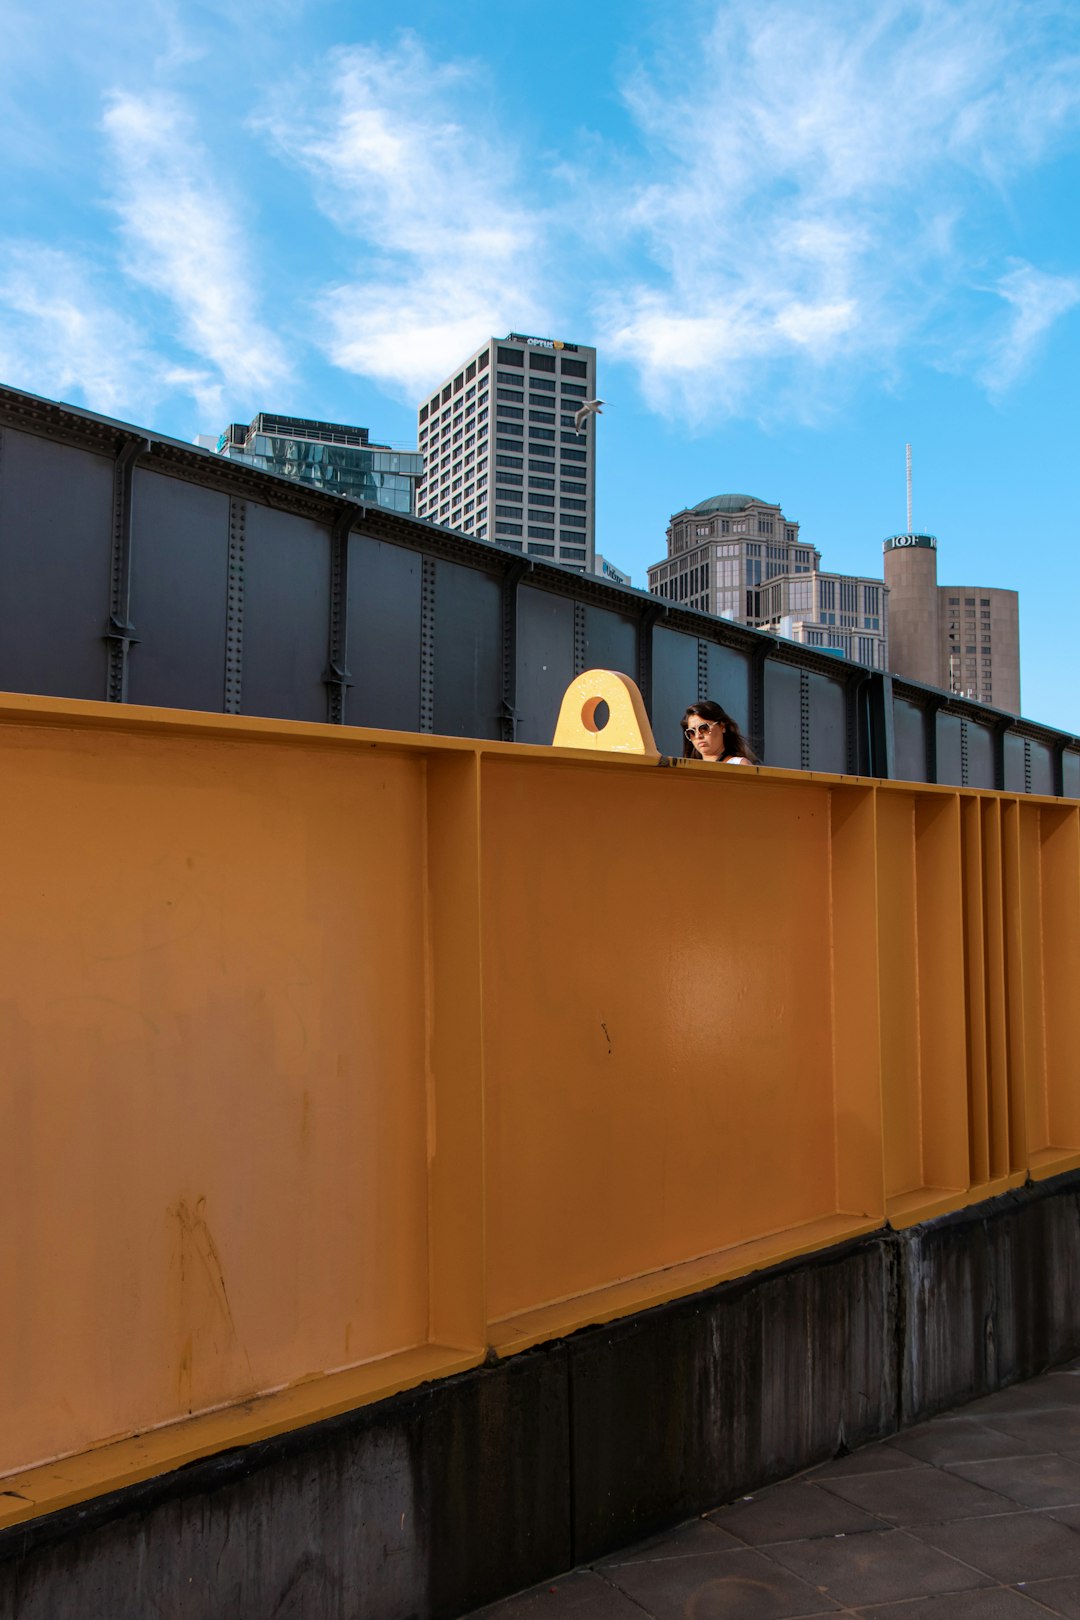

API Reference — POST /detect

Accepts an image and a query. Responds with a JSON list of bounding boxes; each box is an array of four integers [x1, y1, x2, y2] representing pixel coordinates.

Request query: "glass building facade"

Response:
[[216, 415, 422, 514]]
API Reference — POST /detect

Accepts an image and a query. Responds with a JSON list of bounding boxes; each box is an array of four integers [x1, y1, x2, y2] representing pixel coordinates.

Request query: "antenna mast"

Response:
[[906, 443, 913, 534]]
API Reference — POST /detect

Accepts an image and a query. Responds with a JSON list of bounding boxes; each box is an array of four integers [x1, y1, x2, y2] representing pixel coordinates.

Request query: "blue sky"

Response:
[[2, 0, 1078, 732]]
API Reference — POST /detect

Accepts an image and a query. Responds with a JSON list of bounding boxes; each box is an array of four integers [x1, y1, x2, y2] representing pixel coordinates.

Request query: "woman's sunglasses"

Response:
[[685, 721, 720, 741]]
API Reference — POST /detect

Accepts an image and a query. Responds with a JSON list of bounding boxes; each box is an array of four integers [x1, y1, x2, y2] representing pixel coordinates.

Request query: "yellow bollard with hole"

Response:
[[551, 669, 659, 757]]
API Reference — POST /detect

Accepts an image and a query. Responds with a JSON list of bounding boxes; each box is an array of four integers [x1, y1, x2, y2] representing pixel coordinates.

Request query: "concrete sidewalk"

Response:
[[472, 1359, 1080, 1619]]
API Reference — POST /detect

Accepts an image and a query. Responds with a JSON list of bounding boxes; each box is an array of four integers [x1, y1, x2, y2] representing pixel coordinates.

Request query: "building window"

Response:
[[561, 498, 587, 511], [696, 525, 712, 536], [529, 475, 554, 490], [560, 479, 585, 494], [562, 448, 587, 463], [496, 504, 523, 519], [560, 546, 586, 561], [531, 428, 556, 443], [529, 410, 555, 424], [497, 404, 523, 420], [496, 472, 523, 487], [478, 352, 489, 370], [528, 494, 555, 508], [495, 522, 522, 536], [981, 597, 990, 605], [497, 347, 524, 367], [528, 542, 555, 555], [496, 454, 523, 469], [561, 381, 588, 397], [528, 525, 554, 540], [560, 534, 586, 549], [529, 459, 555, 475], [529, 353, 556, 373], [529, 377, 556, 393], [560, 513, 587, 528], [561, 358, 588, 377]]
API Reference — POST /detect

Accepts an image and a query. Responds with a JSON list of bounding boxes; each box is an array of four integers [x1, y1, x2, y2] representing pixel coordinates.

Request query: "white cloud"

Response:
[[598, 0, 1080, 422], [980, 261, 1080, 395], [258, 36, 555, 398], [0, 243, 170, 419], [102, 90, 290, 398]]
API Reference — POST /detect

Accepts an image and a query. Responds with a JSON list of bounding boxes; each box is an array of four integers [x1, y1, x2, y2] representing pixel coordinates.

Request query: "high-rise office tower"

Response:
[[647, 494, 890, 671], [213, 414, 423, 513], [416, 333, 597, 573]]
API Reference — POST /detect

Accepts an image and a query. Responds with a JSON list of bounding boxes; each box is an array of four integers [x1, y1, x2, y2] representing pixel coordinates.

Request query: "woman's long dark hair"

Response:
[[680, 700, 757, 762]]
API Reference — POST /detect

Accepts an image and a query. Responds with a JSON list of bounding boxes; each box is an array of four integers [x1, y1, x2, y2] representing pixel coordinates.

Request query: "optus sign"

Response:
[[508, 332, 577, 352]]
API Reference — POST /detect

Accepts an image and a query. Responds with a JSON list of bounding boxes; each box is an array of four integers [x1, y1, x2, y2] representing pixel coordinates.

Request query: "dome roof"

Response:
[[689, 494, 765, 514]]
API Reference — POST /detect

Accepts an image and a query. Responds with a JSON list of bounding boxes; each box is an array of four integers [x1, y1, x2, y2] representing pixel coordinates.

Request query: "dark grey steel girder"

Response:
[[0, 382, 1075, 794]]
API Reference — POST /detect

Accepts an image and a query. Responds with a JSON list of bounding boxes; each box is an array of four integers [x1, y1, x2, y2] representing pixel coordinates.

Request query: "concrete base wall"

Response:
[[5, 1174, 1080, 1620]]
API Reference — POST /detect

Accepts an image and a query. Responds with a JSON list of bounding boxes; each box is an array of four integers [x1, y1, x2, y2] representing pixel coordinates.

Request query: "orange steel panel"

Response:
[[877, 792, 925, 1202], [1036, 806, 1080, 1173], [0, 716, 433, 1477], [829, 785, 886, 1222], [2, 689, 1080, 1521], [479, 757, 855, 1325], [878, 789, 970, 1219]]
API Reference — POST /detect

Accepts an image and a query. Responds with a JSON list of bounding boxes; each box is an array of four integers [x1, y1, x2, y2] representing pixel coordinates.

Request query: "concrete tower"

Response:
[[883, 531, 940, 686]]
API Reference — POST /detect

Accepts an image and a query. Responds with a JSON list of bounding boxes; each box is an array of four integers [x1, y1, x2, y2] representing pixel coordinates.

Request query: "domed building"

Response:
[[647, 493, 891, 671]]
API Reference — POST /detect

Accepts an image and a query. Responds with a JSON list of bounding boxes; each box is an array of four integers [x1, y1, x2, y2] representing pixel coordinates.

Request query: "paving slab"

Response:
[[911, 1509, 1080, 1583], [804, 1443, 930, 1481], [1015, 1574, 1080, 1617], [888, 1416, 1047, 1465], [852, 1586, 1056, 1618], [469, 1571, 651, 1620], [763, 1527, 989, 1607], [959, 1377, 1080, 1417], [814, 1465, 1015, 1525], [707, 1481, 884, 1545], [949, 1453, 1080, 1509], [987, 1409, 1080, 1453], [593, 1518, 741, 1565], [602, 1545, 841, 1619]]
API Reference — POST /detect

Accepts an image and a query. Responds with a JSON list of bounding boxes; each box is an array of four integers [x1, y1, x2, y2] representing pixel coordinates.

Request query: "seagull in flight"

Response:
[[574, 399, 604, 436]]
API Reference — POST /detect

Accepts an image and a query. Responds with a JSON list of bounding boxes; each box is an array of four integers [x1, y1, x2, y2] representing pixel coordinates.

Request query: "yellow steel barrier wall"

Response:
[[1, 691, 1079, 1521]]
